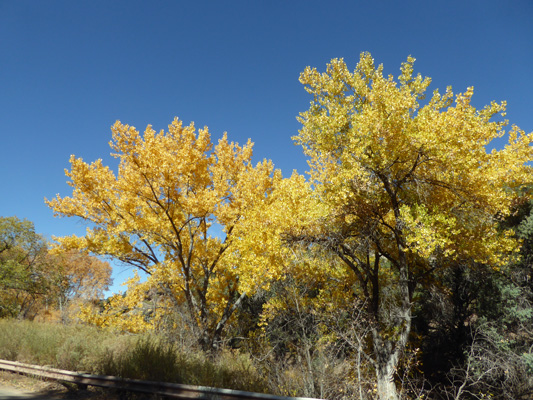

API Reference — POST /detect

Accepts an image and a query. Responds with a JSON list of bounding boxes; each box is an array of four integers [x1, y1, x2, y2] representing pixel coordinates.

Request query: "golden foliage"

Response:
[[47, 118, 281, 345], [292, 53, 533, 399], [295, 52, 533, 267]]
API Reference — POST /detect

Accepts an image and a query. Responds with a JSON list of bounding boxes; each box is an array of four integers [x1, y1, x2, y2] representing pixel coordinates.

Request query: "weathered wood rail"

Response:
[[0, 359, 320, 400]]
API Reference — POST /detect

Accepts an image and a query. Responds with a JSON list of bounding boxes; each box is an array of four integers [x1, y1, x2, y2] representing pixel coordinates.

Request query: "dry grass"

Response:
[[0, 319, 268, 395]]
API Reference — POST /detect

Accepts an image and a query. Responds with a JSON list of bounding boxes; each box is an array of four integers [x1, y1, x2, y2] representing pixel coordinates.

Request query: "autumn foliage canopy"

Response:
[[44, 53, 533, 399]]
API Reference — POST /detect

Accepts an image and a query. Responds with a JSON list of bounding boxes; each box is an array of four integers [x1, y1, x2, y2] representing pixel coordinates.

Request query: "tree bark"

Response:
[[373, 331, 402, 400], [372, 263, 412, 400], [376, 363, 399, 400]]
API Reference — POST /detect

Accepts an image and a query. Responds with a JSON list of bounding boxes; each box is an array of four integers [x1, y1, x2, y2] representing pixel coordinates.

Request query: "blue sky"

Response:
[[1, 1, 532, 294]]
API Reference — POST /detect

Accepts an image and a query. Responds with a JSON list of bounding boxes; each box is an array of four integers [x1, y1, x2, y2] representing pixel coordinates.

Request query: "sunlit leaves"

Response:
[[295, 52, 533, 267], [47, 118, 280, 346], [292, 53, 533, 398]]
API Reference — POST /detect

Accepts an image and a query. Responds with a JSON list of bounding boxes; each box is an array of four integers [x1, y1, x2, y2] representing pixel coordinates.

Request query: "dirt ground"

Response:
[[0, 371, 122, 399]]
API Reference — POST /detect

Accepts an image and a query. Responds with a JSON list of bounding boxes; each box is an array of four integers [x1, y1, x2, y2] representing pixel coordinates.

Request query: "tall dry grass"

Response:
[[0, 319, 268, 393]]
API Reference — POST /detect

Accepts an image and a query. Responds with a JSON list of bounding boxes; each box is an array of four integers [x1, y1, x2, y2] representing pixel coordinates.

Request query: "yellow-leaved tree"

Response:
[[47, 118, 280, 350], [290, 53, 533, 400]]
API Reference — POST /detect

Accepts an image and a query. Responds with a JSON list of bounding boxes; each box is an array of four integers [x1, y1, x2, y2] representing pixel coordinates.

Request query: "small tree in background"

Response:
[[52, 250, 112, 323], [0, 216, 50, 319], [0, 216, 111, 321]]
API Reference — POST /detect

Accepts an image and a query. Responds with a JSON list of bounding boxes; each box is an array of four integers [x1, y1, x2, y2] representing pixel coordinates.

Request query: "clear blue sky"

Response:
[[1, 0, 532, 294]]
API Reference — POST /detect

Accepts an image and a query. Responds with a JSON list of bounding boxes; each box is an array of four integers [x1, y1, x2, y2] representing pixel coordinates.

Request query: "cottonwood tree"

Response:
[[289, 53, 533, 400], [47, 118, 279, 350]]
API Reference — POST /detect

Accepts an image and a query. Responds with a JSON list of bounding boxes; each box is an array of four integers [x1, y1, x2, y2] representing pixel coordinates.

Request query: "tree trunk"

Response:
[[373, 331, 401, 400], [372, 263, 412, 400], [377, 366, 399, 400]]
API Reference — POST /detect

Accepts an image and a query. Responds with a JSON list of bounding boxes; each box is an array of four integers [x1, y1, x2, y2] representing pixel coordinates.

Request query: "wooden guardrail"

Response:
[[0, 359, 320, 400]]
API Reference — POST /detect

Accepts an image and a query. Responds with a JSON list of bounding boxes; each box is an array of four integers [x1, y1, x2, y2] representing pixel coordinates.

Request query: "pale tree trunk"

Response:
[[373, 331, 401, 400], [366, 175, 414, 400], [377, 366, 400, 400], [372, 263, 412, 400], [372, 313, 412, 400]]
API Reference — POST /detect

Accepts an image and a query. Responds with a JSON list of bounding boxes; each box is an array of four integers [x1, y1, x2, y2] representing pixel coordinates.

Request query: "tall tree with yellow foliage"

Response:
[[47, 118, 280, 350], [290, 53, 533, 400]]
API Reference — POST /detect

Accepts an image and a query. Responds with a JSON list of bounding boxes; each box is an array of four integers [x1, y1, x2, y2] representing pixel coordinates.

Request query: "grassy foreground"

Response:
[[0, 319, 269, 394]]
